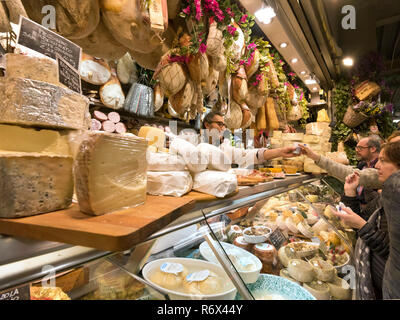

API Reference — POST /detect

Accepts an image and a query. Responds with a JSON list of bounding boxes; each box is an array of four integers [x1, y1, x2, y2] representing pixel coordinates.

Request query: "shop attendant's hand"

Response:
[[280, 146, 299, 158], [332, 206, 366, 230]]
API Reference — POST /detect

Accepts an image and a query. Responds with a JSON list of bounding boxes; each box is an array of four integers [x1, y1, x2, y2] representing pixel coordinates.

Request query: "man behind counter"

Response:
[[201, 111, 298, 168]]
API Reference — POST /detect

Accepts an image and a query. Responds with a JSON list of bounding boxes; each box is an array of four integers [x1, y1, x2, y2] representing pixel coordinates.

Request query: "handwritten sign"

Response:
[[16, 16, 81, 71], [0, 284, 30, 300], [57, 54, 82, 94], [269, 228, 287, 250]]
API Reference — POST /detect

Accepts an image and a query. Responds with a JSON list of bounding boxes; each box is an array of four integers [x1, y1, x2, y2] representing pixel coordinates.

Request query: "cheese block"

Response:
[[282, 133, 304, 141], [272, 131, 282, 139], [74, 132, 148, 216], [0, 152, 73, 218], [306, 122, 331, 137], [0, 77, 90, 130], [138, 126, 166, 149], [5, 54, 59, 85], [303, 135, 329, 144], [170, 138, 208, 173], [0, 124, 71, 155], [147, 171, 192, 197], [146, 151, 187, 171]]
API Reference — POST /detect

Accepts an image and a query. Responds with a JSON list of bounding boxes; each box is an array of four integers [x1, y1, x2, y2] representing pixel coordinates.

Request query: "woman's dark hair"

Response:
[[382, 141, 400, 168], [202, 111, 223, 129]]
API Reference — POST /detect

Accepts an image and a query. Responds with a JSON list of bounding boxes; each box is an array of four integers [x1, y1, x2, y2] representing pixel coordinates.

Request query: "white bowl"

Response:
[[331, 252, 350, 270], [243, 226, 272, 244], [199, 241, 262, 284], [286, 241, 319, 258], [142, 258, 237, 300]]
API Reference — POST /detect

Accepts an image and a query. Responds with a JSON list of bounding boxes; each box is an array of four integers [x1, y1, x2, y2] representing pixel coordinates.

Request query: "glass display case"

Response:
[[0, 174, 356, 301]]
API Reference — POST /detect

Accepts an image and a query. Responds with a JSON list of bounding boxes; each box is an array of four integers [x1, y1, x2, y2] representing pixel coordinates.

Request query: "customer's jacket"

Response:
[[381, 170, 400, 299], [315, 155, 381, 189]]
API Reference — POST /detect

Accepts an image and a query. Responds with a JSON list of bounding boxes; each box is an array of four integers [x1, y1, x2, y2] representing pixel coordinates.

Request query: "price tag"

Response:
[[268, 228, 287, 250], [56, 54, 82, 94], [0, 284, 30, 300], [16, 16, 81, 71]]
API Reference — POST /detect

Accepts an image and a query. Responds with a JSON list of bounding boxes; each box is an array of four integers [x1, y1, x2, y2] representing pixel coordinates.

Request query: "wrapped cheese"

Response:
[[170, 137, 208, 173], [282, 133, 304, 141], [197, 143, 231, 171], [317, 109, 330, 122], [74, 132, 147, 216], [147, 171, 193, 197], [146, 151, 186, 171], [192, 170, 237, 198], [303, 135, 328, 144]]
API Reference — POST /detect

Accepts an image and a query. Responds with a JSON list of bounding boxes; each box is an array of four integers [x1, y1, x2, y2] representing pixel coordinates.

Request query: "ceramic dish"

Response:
[[235, 274, 315, 300], [243, 226, 272, 244], [199, 241, 262, 284], [142, 258, 237, 300]]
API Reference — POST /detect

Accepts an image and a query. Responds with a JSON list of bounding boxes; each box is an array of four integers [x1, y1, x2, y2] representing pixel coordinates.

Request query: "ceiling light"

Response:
[[305, 78, 317, 85], [343, 57, 354, 67], [255, 6, 276, 24], [313, 87, 318, 91], [279, 42, 288, 48], [291, 58, 298, 63], [300, 71, 307, 75]]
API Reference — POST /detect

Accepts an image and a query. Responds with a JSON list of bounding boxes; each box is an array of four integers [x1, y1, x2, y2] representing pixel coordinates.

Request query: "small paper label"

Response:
[[255, 243, 273, 251], [186, 270, 210, 282], [160, 263, 184, 275]]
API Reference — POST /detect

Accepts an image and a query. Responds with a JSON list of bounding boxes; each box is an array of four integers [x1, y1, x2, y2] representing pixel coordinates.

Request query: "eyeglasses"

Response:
[[355, 145, 370, 151], [211, 121, 226, 128]]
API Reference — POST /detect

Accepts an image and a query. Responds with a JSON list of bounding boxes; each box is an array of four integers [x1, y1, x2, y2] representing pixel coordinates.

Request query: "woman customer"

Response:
[[334, 141, 400, 299], [335, 172, 388, 300]]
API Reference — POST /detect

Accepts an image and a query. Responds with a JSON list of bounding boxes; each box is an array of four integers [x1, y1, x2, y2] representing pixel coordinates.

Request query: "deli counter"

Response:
[[0, 174, 355, 300]]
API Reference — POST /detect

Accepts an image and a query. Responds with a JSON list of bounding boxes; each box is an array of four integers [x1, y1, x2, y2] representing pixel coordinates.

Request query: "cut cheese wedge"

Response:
[[74, 132, 148, 215], [0, 152, 73, 218], [303, 281, 331, 300], [287, 259, 315, 283], [0, 77, 90, 130], [0, 124, 71, 155], [138, 126, 166, 149]]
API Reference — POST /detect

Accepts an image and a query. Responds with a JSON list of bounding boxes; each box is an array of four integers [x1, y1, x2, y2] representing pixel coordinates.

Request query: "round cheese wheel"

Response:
[[182, 271, 222, 295], [278, 246, 298, 268], [327, 276, 351, 300], [234, 236, 254, 252], [287, 259, 315, 283], [146, 152, 187, 171], [280, 268, 301, 285], [252, 243, 276, 262], [285, 217, 299, 234], [311, 219, 330, 235], [170, 138, 208, 173], [309, 257, 335, 282], [297, 221, 314, 238], [151, 265, 189, 290]]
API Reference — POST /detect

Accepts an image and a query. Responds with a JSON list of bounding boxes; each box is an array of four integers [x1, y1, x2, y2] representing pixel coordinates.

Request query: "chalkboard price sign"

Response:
[[17, 16, 81, 70], [269, 228, 287, 250], [57, 54, 82, 94], [0, 284, 30, 300]]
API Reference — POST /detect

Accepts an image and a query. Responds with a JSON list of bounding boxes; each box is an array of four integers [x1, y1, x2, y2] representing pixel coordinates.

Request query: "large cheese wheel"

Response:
[[74, 132, 148, 216], [5, 53, 59, 85], [0, 77, 90, 130], [0, 152, 73, 218], [287, 259, 315, 283]]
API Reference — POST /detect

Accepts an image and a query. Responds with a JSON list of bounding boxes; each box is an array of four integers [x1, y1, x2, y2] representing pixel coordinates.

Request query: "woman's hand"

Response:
[[332, 206, 367, 230], [299, 144, 319, 161], [279, 146, 299, 158], [344, 172, 360, 197]]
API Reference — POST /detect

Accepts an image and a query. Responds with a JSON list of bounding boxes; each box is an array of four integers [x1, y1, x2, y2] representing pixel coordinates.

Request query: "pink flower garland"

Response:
[[194, 0, 203, 21], [204, 0, 225, 21], [251, 74, 263, 86], [227, 25, 236, 36]]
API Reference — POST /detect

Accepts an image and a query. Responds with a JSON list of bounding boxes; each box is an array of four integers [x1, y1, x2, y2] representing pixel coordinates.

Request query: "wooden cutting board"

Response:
[[0, 196, 195, 252]]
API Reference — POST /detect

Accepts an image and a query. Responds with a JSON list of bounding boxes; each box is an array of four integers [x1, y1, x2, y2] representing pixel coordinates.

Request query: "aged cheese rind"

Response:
[[0, 124, 71, 155], [0, 77, 90, 130], [74, 132, 148, 216], [5, 54, 59, 85], [0, 152, 73, 218]]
